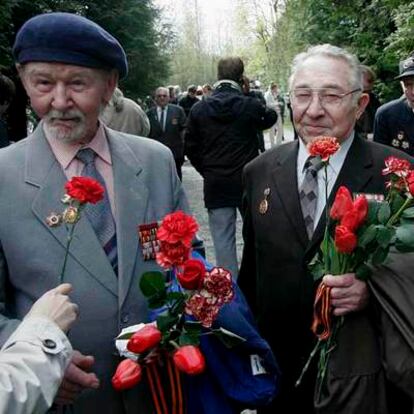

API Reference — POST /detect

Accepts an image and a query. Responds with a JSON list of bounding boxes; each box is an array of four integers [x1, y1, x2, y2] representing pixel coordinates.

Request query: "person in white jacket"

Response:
[[0, 284, 79, 414], [264, 82, 284, 147]]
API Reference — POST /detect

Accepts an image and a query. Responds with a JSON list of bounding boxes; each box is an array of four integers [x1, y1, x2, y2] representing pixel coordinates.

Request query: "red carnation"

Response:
[[330, 186, 353, 221], [157, 211, 198, 247], [407, 171, 414, 196], [203, 267, 234, 305], [308, 136, 340, 161], [156, 241, 190, 269], [334, 225, 357, 254], [382, 156, 411, 177], [177, 259, 206, 290], [185, 293, 220, 328], [65, 176, 104, 204]]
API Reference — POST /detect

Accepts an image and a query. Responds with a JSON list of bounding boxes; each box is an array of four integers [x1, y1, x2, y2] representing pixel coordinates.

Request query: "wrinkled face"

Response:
[[19, 62, 116, 144], [155, 88, 169, 108], [290, 56, 368, 144], [401, 76, 414, 108]]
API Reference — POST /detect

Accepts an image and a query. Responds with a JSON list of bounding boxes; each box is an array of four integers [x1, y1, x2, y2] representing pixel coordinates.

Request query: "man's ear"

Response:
[[356, 92, 369, 119], [103, 70, 118, 105]]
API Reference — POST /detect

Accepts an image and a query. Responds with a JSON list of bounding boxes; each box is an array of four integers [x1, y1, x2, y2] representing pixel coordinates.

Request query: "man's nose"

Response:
[[305, 93, 325, 117], [51, 84, 72, 111]]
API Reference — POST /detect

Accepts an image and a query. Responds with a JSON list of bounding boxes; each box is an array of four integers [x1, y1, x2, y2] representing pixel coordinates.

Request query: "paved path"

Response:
[[182, 126, 295, 265]]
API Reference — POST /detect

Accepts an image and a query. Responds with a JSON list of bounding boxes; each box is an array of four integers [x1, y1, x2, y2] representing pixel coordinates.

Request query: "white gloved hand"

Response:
[[26, 283, 79, 333]]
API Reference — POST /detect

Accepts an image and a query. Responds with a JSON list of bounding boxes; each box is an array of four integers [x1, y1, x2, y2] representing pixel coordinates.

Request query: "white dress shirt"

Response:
[[156, 105, 168, 131], [297, 133, 355, 229]]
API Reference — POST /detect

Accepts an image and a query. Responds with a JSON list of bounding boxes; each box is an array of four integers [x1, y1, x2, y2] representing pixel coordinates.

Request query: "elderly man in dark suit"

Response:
[[0, 12, 188, 413], [239, 44, 413, 413], [146, 86, 186, 179]]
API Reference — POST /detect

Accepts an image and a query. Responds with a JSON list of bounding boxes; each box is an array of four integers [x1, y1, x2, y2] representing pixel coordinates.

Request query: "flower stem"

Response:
[[387, 197, 413, 226], [323, 164, 330, 273], [59, 223, 76, 284], [295, 339, 322, 388]]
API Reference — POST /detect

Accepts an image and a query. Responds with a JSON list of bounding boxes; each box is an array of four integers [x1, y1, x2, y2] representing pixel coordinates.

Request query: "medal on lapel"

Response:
[[138, 222, 161, 261], [259, 188, 270, 215]]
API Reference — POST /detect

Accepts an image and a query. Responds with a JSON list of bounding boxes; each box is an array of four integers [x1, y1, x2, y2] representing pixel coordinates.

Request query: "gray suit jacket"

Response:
[[0, 124, 189, 413]]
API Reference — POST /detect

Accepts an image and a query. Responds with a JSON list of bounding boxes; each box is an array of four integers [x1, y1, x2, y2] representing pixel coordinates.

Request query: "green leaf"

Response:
[[355, 263, 372, 281], [395, 224, 414, 250], [402, 207, 414, 219], [376, 226, 395, 248], [391, 193, 405, 215], [183, 321, 202, 334], [148, 292, 167, 309], [116, 332, 134, 340], [178, 332, 200, 346], [212, 328, 246, 348], [371, 246, 389, 266], [310, 260, 325, 281], [358, 224, 377, 248], [156, 312, 179, 333], [139, 272, 166, 297], [377, 203, 391, 224], [166, 291, 186, 302], [366, 201, 380, 223]]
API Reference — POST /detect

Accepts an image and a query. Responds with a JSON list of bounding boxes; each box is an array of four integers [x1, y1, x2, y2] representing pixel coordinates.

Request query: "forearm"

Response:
[[0, 316, 73, 414]]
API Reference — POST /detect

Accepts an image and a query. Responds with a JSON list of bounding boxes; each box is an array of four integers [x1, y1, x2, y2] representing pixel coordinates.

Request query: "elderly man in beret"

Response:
[[0, 12, 188, 413]]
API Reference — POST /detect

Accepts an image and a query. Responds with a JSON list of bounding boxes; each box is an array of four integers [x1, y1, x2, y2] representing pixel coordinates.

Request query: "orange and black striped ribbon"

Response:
[[311, 283, 332, 341], [146, 356, 185, 414]]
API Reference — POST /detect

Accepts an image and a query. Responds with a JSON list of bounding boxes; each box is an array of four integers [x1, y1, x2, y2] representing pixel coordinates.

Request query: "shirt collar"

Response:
[[44, 121, 112, 169], [298, 132, 355, 176]]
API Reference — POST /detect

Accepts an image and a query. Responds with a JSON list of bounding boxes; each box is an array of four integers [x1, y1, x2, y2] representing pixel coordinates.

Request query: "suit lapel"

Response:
[[107, 128, 149, 307], [271, 142, 309, 249], [28, 125, 118, 296], [307, 135, 374, 254]]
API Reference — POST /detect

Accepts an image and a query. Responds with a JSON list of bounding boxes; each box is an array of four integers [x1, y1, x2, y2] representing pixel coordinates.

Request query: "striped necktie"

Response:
[[76, 148, 118, 274], [299, 156, 323, 239]]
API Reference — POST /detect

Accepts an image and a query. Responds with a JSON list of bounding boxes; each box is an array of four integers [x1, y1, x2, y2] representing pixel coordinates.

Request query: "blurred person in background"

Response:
[[100, 88, 150, 136], [0, 74, 16, 148], [185, 57, 276, 278], [356, 65, 381, 140], [374, 54, 414, 154]]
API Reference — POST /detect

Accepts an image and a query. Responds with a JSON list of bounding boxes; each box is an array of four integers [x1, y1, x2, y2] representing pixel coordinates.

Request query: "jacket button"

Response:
[[43, 339, 57, 349], [121, 313, 129, 324]]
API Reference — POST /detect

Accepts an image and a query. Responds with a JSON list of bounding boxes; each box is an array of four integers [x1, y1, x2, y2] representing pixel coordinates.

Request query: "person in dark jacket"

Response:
[[146, 87, 187, 179], [373, 54, 414, 154], [0, 75, 15, 148], [185, 57, 277, 279], [178, 85, 199, 117]]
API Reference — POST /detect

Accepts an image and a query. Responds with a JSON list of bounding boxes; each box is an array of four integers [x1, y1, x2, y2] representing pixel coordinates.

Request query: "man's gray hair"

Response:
[[289, 44, 363, 101]]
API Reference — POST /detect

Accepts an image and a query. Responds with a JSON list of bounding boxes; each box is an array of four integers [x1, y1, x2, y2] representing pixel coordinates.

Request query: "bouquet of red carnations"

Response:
[[297, 137, 414, 399], [112, 211, 245, 412]]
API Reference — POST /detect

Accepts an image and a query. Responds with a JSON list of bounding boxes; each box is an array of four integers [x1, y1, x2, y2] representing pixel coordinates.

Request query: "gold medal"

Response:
[[259, 188, 270, 214]]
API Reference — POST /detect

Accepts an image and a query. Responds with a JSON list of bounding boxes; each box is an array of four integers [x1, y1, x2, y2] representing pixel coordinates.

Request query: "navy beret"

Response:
[[13, 12, 128, 79]]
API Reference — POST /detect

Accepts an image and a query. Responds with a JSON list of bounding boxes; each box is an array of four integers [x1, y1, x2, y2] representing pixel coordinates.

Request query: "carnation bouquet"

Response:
[[112, 211, 250, 413], [296, 137, 414, 400]]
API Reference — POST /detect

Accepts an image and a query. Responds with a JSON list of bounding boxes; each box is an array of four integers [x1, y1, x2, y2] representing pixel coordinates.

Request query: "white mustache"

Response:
[[44, 110, 85, 122]]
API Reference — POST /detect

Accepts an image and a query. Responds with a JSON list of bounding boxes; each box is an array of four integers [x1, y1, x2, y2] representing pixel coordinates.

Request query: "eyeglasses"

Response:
[[156, 94, 168, 98], [290, 88, 361, 108]]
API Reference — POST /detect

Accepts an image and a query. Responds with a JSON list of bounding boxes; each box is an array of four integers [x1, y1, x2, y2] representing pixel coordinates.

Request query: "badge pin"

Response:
[[259, 188, 270, 214]]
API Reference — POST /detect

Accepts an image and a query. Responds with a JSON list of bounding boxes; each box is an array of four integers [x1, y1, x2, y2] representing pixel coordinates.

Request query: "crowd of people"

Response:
[[0, 10, 414, 414]]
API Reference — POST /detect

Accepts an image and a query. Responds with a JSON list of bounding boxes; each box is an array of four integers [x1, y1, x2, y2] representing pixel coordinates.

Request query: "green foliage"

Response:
[[0, 0, 170, 98], [266, 0, 414, 101]]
